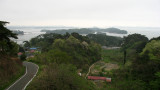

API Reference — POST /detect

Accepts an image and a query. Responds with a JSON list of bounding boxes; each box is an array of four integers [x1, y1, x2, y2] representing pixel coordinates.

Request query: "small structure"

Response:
[[30, 48, 37, 50], [78, 73, 82, 76], [17, 52, 23, 59], [18, 52, 23, 56], [30, 50, 35, 53], [88, 76, 111, 82]]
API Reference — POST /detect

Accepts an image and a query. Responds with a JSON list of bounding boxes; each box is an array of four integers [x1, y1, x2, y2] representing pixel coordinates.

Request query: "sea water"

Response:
[[8, 26, 160, 44]]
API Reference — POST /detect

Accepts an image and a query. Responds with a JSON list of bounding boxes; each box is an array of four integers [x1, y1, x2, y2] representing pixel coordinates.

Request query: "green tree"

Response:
[[23, 41, 31, 47], [20, 53, 26, 61], [122, 34, 148, 50], [141, 40, 160, 61], [87, 34, 123, 46], [27, 63, 96, 90], [0, 21, 18, 53], [150, 72, 160, 90], [47, 49, 72, 64]]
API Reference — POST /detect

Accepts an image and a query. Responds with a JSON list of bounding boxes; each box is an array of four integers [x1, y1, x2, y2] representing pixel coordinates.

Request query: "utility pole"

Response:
[[124, 50, 126, 65]]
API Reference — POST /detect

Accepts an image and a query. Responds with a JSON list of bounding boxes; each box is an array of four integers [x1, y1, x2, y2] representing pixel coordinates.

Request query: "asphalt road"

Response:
[[6, 61, 39, 90]]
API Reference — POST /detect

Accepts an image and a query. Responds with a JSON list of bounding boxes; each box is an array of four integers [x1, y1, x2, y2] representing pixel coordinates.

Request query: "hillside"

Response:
[[0, 55, 24, 89], [0, 21, 25, 89]]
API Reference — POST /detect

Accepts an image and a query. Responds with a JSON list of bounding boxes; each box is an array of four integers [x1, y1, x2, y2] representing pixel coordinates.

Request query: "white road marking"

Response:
[[6, 61, 39, 90], [6, 62, 28, 90], [23, 63, 39, 90]]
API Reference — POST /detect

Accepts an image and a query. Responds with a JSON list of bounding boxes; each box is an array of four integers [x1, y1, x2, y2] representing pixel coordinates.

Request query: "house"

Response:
[[17, 52, 23, 59], [88, 76, 111, 82], [30, 50, 35, 53], [18, 52, 23, 56], [30, 48, 37, 50]]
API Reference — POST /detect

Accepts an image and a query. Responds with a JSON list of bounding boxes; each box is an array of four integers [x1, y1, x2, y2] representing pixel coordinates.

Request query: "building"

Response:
[[88, 76, 111, 82]]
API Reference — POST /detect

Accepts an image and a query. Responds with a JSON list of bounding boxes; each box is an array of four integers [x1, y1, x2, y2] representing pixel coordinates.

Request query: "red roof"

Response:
[[30, 50, 35, 53], [88, 76, 112, 82], [18, 52, 23, 56]]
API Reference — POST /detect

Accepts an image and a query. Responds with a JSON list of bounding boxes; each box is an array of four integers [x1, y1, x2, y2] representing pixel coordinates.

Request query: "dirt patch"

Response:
[[102, 63, 119, 71], [90, 61, 119, 75]]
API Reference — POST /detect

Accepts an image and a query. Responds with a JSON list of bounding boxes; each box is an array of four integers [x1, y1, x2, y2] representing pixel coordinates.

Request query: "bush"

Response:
[[20, 54, 26, 61]]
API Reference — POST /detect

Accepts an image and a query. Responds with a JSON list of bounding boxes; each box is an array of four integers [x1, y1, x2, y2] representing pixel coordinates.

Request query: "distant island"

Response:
[[12, 30, 24, 35], [41, 28, 95, 34], [97, 28, 127, 34], [41, 28, 128, 35]]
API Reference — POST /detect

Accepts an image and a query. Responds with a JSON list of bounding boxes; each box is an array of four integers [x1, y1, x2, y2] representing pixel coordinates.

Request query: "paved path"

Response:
[[85, 61, 100, 79], [6, 61, 39, 90]]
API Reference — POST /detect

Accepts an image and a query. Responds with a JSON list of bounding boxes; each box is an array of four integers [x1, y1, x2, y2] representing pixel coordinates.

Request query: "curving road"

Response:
[[85, 61, 100, 79], [6, 61, 39, 90]]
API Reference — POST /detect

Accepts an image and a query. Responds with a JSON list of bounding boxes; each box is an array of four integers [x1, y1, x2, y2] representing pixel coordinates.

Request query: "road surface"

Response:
[[85, 61, 99, 79], [6, 61, 39, 90]]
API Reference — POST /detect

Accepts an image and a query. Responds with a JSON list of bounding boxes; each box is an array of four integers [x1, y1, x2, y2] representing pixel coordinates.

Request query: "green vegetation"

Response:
[[0, 21, 18, 54], [102, 49, 123, 64], [2, 21, 159, 90], [122, 33, 148, 50], [27, 63, 97, 90], [95, 34, 160, 90], [0, 55, 25, 89], [0, 21, 24, 89], [42, 28, 95, 34], [87, 34, 123, 46], [26, 33, 101, 89], [26, 33, 101, 69], [98, 27, 127, 34], [140, 40, 160, 61], [26, 33, 160, 90]]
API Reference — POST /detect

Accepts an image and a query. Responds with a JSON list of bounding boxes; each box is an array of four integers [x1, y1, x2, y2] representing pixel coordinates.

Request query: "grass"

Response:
[[88, 49, 124, 89], [102, 49, 124, 65], [25, 58, 46, 89], [1, 66, 25, 90], [96, 49, 144, 90]]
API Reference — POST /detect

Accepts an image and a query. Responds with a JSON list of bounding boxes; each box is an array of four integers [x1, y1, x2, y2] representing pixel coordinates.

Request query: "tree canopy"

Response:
[[141, 40, 160, 61], [0, 21, 18, 54], [87, 34, 123, 47], [122, 33, 148, 51]]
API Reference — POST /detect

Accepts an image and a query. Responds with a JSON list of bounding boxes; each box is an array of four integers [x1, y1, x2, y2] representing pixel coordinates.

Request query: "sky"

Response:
[[0, 0, 160, 27]]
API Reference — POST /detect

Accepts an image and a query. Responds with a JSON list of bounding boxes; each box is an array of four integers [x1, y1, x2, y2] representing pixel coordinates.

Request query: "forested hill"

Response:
[[90, 27, 127, 34], [25, 33, 101, 89], [41, 27, 128, 35], [25, 33, 101, 70], [87, 34, 123, 47]]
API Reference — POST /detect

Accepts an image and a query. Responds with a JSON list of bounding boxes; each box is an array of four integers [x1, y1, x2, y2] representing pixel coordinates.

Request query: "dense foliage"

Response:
[[27, 63, 96, 90], [0, 21, 18, 54], [28, 33, 101, 70], [27, 33, 101, 90], [103, 34, 160, 90], [122, 33, 148, 51], [0, 55, 23, 89], [87, 34, 123, 46], [0, 21, 23, 89]]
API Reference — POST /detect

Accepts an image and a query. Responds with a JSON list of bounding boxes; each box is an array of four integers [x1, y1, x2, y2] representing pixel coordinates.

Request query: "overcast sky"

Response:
[[0, 0, 160, 27]]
